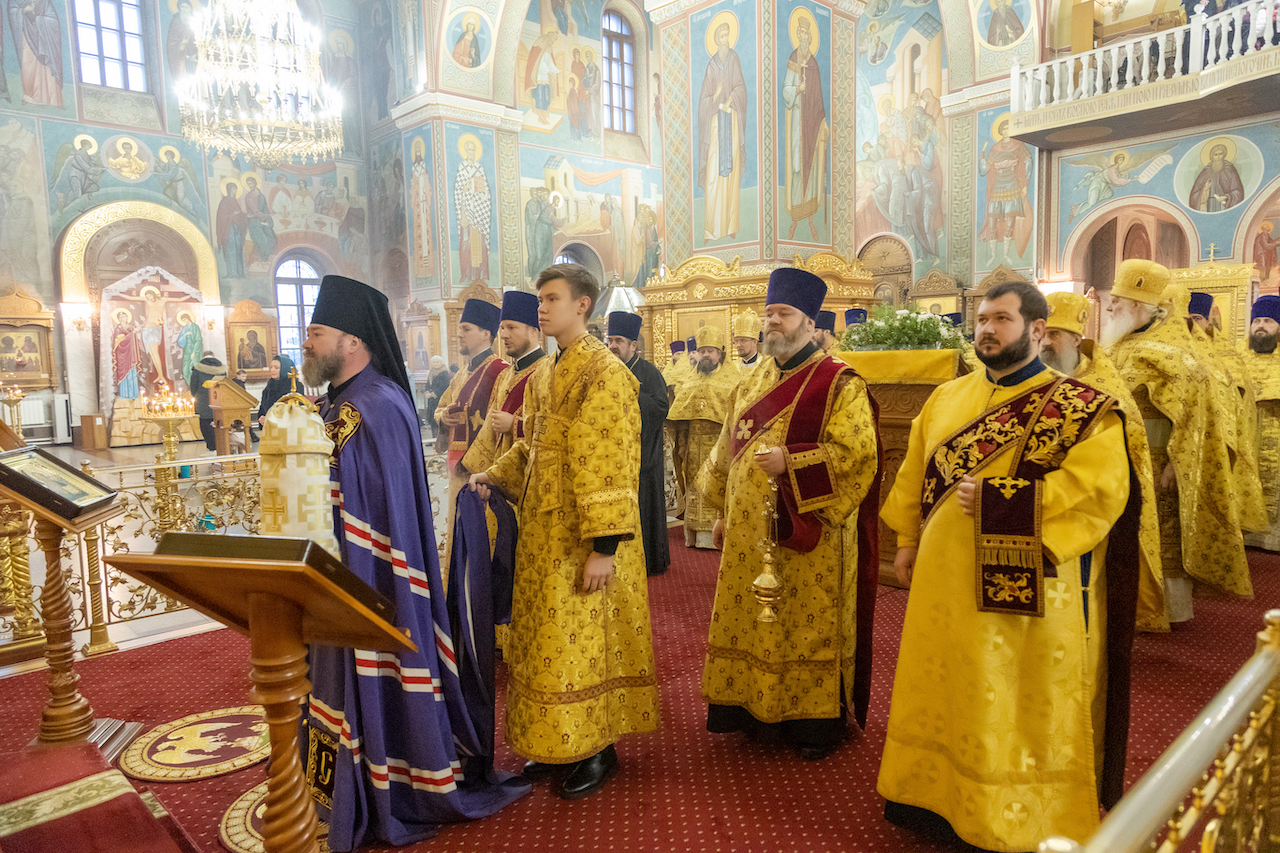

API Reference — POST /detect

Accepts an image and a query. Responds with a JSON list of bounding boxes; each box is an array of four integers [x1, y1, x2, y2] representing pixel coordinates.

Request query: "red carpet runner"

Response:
[[0, 532, 1276, 852]]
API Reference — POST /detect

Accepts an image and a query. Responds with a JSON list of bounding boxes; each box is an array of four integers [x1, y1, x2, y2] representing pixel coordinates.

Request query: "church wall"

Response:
[[1048, 113, 1280, 286]]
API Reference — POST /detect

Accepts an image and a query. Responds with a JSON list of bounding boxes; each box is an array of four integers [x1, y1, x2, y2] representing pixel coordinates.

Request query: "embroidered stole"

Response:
[[919, 375, 1114, 616], [501, 371, 534, 440], [448, 355, 507, 470]]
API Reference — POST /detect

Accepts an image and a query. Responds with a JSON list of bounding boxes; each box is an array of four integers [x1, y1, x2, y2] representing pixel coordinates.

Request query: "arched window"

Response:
[[554, 252, 579, 266], [73, 0, 148, 91], [601, 12, 636, 135], [274, 257, 322, 366]]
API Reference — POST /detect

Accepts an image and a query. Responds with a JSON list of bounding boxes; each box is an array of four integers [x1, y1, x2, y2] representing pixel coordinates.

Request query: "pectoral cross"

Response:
[[736, 418, 754, 440]]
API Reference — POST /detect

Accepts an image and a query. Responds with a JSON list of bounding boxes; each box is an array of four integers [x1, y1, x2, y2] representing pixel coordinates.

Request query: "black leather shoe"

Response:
[[798, 741, 840, 761], [522, 760, 561, 781], [559, 745, 619, 800]]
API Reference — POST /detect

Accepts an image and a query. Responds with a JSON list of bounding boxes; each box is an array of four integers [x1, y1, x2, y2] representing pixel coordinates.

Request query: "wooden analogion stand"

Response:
[[106, 534, 416, 853]]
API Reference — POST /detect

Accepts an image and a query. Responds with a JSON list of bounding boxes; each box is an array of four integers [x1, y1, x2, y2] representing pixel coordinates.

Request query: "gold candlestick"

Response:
[[1, 385, 26, 434], [752, 443, 783, 623], [142, 382, 195, 533]]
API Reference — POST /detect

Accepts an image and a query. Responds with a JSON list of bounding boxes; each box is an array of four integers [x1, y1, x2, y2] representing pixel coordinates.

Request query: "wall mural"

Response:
[[444, 122, 497, 292], [854, 0, 947, 280], [1249, 188, 1280, 293], [448, 9, 493, 71], [206, 152, 367, 304], [975, 106, 1034, 274], [518, 145, 663, 287], [362, 0, 398, 126], [0, 0, 75, 116], [368, 133, 408, 284], [45, 123, 209, 237], [516, 1, 607, 152], [323, 23, 363, 155], [404, 126, 438, 283], [691, 1, 757, 250], [971, 0, 1034, 79], [0, 116, 53, 296], [776, 1, 831, 248], [1054, 118, 1280, 269]]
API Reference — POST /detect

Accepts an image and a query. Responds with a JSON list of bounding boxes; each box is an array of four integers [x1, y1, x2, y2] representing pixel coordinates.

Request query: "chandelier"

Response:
[[177, 0, 342, 169]]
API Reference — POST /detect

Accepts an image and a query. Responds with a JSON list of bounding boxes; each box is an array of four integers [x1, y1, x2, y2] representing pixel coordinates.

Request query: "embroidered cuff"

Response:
[[783, 443, 838, 512]]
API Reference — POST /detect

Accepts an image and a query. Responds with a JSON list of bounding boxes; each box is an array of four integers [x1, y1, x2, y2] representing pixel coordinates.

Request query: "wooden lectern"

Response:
[[105, 534, 416, 853], [206, 378, 258, 455]]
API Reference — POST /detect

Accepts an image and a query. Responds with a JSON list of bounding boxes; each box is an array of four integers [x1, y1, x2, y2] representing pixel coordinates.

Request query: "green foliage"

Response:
[[839, 305, 965, 351]]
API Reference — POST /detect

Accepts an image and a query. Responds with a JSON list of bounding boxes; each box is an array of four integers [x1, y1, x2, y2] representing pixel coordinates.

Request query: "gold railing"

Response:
[[0, 440, 450, 664], [1040, 609, 1280, 853]]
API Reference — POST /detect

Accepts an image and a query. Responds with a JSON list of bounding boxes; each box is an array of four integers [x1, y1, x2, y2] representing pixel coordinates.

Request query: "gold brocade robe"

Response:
[[1241, 346, 1280, 551], [662, 358, 694, 388], [696, 350, 877, 722], [663, 359, 695, 515], [1107, 319, 1252, 597], [1072, 342, 1167, 632], [1189, 326, 1267, 532], [485, 333, 659, 762], [879, 367, 1131, 852], [669, 364, 740, 544]]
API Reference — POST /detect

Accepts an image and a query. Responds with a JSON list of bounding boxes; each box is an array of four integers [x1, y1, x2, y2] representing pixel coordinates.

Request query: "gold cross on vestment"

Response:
[[470, 410, 485, 431], [987, 476, 1030, 499], [736, 419, 753, 440]]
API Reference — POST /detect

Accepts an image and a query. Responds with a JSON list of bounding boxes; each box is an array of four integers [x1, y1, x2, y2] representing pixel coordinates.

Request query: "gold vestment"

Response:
[[669, 363, 739, 547], [1241, 345, 1280, 551], [485, 333, 659, 762]]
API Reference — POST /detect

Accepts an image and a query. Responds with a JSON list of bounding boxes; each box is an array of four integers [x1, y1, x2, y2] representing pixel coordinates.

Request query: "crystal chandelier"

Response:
[[177, 0, 342, 169]]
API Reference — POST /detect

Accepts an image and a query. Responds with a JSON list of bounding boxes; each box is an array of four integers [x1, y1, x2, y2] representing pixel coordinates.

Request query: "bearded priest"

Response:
[[1041, 290, 1166, 632], [1243, 295, 1280, 551], [697, 267, 881, 760], [301, 276, 528, 849], [879, 279, 1140, 851], [1103, 260, 1252, 620]]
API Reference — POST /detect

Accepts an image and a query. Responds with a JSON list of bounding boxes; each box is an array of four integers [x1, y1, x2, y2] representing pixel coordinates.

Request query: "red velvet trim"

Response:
[[448, 356, 508, 468], [787, 443, 836, 509], [729, 359, 824, 459], [502, 372, 533, 440], [773, 357, 848, 553]]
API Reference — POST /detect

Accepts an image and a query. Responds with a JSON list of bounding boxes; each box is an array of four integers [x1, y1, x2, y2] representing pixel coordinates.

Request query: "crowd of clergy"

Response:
[[296, 256, 1280, 853]]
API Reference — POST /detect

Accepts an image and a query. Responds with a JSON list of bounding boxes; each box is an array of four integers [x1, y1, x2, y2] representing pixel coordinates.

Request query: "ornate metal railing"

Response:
[[1012, 0, 1280, 115], [1040, 609, 1280, 853], [0, 440, 450, 664]]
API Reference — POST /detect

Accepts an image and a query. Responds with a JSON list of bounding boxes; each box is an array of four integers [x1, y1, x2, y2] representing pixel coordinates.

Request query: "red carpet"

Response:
[[1, 532, 1277, 852]]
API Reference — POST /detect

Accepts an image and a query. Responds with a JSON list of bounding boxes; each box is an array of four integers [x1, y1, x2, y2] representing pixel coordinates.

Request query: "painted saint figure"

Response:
[[978, 115, 1032, 266], [697, 13, 747, 242], [216, 180, 248, 279], [112, 308, 141, 399], [175, 310, 202, 387], [411, 141, 433, 274], [166, 0, 198, 76], [782, 11, 829, 242], [1189, 141, 1245, 212], [241, 175, 277, 263], [1254, 221, 1280, 283], [523, 29, 559, 126], [453, 135, 492, 285], [8, 0, 63, 107], [986, 0, 1025, 47], [452, 15, 482, 68]]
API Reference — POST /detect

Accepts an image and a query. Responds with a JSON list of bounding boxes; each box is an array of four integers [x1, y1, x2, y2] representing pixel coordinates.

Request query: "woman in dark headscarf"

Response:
[[255, 354, 295, 425]]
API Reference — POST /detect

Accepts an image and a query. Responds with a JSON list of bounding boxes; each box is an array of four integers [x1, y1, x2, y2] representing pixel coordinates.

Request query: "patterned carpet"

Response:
[[0, 533, 1276, 853]]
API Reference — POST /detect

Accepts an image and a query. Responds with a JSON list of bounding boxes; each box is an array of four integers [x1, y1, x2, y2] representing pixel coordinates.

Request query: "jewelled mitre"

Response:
[[258, 391, 340, 557]]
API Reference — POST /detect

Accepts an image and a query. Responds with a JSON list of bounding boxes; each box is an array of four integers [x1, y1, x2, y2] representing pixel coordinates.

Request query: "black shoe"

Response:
[[798, 741, 840, 761], [522, 760, 561, 781], [559, 745, 618, 800]]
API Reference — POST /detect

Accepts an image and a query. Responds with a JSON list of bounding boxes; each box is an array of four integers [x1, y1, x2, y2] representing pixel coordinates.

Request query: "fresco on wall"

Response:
[[691, 2, 757, 250], [392, 0, 423, 101], [368, 134, 407, 277], [777, 1, 831, 246], [447, 10, 493, 70], [362, 1, 397, 125], [1056, 120, 1280, 268], [975, 107, 1034, 273], [518, 145, 663, 286], [159, 0, 201, 134], [516, 1, 609, 150], [45, 124, 208, 235], [854, 0, 947, 279], [323, 25, 363, 155], [206, 153, 366, 293], [444, 122, 497, 292], [972, 0, 1035, 79], [0, 117, 53, 294], [404, 128, 436, 281], [0, 0, 75, 116]]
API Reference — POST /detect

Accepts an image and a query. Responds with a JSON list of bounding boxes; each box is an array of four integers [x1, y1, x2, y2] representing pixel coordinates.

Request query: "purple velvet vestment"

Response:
[[307, 364, 527, 850]]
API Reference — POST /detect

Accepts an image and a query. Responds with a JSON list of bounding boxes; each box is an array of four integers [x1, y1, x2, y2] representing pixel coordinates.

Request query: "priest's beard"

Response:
[[975, 326, 1033, 371], [302, 349, 345, 387], [697, 358, 720, 375], [761, 325, 809, 358], [1040, 343, 1080, 375], [1250, 330, 1279, 354], [1100, 304, 1148, 348]]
